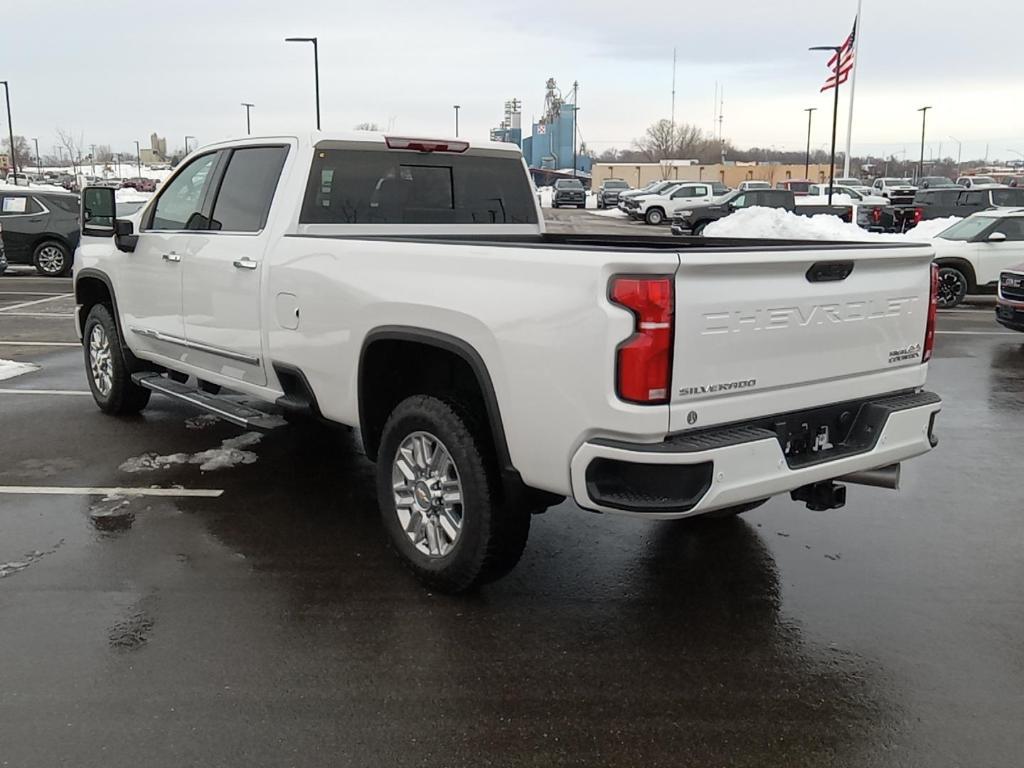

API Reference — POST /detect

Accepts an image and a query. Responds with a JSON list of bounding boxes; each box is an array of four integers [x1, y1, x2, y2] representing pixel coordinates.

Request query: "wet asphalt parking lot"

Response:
[[1, 218, 1022, 766]]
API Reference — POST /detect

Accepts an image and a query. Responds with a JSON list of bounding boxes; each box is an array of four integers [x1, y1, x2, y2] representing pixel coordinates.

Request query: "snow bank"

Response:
[[703, 206, 962, 242], [0, 359, 39, 381], [591, 208, 628, 218]]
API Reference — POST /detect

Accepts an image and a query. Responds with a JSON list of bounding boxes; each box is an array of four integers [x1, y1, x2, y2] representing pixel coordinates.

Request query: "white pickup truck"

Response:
[[74, 132, 942, 592]]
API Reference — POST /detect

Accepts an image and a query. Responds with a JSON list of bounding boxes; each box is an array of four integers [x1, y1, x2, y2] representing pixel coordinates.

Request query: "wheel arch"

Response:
[[74, 269, 143, 369]]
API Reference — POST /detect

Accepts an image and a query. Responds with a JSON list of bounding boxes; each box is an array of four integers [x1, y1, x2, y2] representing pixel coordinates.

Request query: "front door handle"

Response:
[[162, 253, 181, 263], [232, 258, 258, 270]]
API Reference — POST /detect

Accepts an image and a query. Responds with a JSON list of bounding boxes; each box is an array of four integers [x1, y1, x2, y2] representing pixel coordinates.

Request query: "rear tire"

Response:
[[377, 395, 530, 593], [83, 304, 151, 415], [33, 240, 72, 277], [937, 265, 968, 308]]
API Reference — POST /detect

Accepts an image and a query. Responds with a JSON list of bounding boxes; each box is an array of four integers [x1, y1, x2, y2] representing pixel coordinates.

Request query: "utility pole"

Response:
[[803, 107, 816, 179], [453, 105, 460, 137], [89, 143, 96, 176], [33, 137, 40, 175], [1, 81, 15, 176], [285, 37, 320, 129], [134, 140, 142, 178], [242, 102, 254, 135], [670, 48, 676, 148], [917, 106, 931, 181], [572, 80, 579, 176], [184, 135, 195, 159]]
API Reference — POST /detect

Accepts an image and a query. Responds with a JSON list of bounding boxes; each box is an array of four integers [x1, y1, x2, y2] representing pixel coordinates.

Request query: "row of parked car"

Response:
[[4, 171, 159, 193]]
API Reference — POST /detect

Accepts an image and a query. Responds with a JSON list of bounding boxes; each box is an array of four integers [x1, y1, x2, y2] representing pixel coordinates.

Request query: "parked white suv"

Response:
[[631, 182, 715, 225], [74, 131, 942, 592], [929, 209, 1024, 307]]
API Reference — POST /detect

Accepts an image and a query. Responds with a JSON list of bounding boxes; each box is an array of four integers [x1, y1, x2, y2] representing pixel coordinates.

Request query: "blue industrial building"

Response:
[[491, 80, 592, 175]]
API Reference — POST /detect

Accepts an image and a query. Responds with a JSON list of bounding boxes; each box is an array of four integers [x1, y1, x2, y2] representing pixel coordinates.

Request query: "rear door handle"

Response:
[[162, 253, 181, 263], [232, 258, 258, 270]]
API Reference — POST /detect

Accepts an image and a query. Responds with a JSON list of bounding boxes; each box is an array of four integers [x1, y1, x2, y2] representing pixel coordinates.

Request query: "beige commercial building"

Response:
[[593, 160, 837, 189]]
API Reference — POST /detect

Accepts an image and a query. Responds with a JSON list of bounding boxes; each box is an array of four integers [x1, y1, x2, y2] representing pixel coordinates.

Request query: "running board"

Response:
[[132, 373, 286, 431]]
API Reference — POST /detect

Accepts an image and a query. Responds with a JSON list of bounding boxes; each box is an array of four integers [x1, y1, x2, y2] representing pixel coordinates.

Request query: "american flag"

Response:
[[821, 18, 857, 92]]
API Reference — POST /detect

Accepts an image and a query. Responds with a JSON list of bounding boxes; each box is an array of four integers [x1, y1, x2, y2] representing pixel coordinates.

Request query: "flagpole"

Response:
[[843, 0, 862, 178]]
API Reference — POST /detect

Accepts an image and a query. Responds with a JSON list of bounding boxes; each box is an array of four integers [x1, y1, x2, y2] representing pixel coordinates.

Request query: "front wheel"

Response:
[[376, 395, 530, 592], [33, 240, 72, 277], [83, 304, 151, 415], [645, 207, 665, 225], [937, 266, 968, 308]]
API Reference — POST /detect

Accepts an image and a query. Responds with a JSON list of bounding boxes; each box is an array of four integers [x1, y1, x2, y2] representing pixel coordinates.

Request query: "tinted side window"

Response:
[[209, 146, 288, 232], [150, 153, 218, 231], [962, 191, 985, 206], [300, 149, 538, 225], [991, 189, 1024, 207]]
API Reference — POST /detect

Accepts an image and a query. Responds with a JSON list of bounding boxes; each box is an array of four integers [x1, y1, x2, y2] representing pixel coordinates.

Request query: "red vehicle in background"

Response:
[[122, 177, 157, 192]]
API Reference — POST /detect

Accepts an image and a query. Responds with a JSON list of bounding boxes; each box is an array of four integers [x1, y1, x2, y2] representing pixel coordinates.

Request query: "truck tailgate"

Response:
[[669, 243, 934, 433]]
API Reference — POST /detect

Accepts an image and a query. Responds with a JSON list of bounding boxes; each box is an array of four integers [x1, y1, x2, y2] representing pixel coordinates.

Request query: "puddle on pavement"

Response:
[[89, 495, 137, 533]]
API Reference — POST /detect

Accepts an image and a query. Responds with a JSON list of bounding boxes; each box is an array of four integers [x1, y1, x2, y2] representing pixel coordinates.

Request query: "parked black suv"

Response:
[[897, 186, 1024, 231], [595, 178, 630, 209], [551, 178, 586, 208], [0, 188, 81, 276]]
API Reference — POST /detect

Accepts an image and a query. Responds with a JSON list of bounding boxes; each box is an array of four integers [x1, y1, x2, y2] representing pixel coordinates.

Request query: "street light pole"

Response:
[[184, 135, 195, 159], [90, 144, 96, 176], [242, 102, 254, 135], [33, 137, 40, 175], [809, 45, 843, 206], [572, 80, 579, 178], [453, 105, 460, 137], [134, 140, 142, 178], [803, 107, 816, 179], [285, 37, 320, 130], [917, 106, 931, 181], [1, 81, 16, 176]]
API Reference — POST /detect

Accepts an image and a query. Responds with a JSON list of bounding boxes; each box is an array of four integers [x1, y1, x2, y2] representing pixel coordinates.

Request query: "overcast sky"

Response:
[[6, 0, 1023, 163]]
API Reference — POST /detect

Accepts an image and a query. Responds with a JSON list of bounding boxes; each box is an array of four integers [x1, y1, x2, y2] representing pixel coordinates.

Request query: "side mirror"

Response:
[[81, 186, 116, 237], [987, 231, 1007, 243], [114, 218, 138, 253]]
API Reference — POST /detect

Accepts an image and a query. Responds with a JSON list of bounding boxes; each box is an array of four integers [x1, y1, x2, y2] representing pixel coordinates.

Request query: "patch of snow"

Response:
[[590, 208, 628, 218], [702, 207, 961, 243], [0, 359, 39, 381], [116, 188, 154, 202], [118, 432, 264, 474], [185, 413, 220, 430]]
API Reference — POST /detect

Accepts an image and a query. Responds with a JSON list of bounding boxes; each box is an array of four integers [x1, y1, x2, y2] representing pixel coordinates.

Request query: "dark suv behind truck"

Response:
[[551, 178, 586, 208], [0, 188, 81, 276], [670, 189, 852, 235], [595, 178, 630, 209], [902, 187, 1024, 230]]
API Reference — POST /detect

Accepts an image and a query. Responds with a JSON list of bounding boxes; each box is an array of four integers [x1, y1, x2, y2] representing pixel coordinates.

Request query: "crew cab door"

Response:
[[180, 145, 290, 387], [975, 217, 1024, 285], [119, 151, 219, 361]]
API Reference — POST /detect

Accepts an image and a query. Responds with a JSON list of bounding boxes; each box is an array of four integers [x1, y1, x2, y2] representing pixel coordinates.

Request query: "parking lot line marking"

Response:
[[0, 485, 224, 498], [0, 341, 78, 346], [0, 293, 73, 312], [0, 291, 65, 296], [936, 330, 1019, 336], [0, 312, 75, 318], [0, 388, 91, 396]]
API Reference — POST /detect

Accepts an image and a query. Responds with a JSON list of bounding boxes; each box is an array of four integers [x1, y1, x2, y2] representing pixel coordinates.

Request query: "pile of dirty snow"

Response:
[[703, 206, 961, 242]]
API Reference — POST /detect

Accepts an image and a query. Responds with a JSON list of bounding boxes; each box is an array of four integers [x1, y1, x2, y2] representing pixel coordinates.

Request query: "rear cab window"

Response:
[[300, 145, 538, 225]]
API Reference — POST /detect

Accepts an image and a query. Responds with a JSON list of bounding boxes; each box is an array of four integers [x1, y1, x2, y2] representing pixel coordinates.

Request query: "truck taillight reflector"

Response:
[[610, 276, 674, 404], [913, 207, 924, 224], [384, 136, 469, 153], [923, 263, 938, 362]]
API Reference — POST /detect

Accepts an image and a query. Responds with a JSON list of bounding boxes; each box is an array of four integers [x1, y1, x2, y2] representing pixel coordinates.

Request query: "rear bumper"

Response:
[[570, 390, 941, 518]]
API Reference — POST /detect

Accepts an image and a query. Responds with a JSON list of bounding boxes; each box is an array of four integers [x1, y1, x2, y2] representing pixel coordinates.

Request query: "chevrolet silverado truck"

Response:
[[74, 132, 942, 593]]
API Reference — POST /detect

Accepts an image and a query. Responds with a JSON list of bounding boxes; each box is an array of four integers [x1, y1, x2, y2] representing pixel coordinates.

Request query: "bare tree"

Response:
[[95, 144, 113, 163], [56, 128, 84, 172], [1, 135, 31, 172]]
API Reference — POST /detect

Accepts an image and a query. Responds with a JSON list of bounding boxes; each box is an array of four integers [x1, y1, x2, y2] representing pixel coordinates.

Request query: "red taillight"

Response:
[[610, 276, 674, 404], [384, 136, 469, 153], [923, 263, 938, 362], [913, 207, 924, 224]]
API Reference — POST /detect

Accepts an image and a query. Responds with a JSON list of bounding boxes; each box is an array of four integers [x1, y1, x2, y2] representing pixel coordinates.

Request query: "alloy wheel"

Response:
[[37, 245, 65, 275], [89, 324, 113, 397], [391, 431, 464, 558]]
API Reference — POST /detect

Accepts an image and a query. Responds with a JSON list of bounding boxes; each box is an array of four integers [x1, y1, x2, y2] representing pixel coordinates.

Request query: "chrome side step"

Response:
[[132, 373, 286, 431]]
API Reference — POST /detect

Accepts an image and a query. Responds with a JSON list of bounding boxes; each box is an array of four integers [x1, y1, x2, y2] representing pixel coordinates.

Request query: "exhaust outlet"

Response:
[[840, 463, 901, 490]]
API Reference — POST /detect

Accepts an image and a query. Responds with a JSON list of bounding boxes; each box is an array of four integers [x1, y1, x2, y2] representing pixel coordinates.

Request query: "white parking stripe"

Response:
[[0, 291, 65, 296], [0, 485, 224, 498], [936, 330, 1019, 336], [0, 312, 75, 318], [0, 388, 91, 396], [0, 293, 73, 312], [0, 341, 78, 346]]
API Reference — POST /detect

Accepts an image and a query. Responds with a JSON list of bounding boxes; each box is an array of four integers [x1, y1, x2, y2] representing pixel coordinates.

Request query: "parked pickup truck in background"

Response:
[[629, 181, 715, 225], [595, 178, 630, 209], [670, 188, 859, 235], [75, 132, 942, 593], [996, 265, 1024, 332], [897, 186, 1024, 232]]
